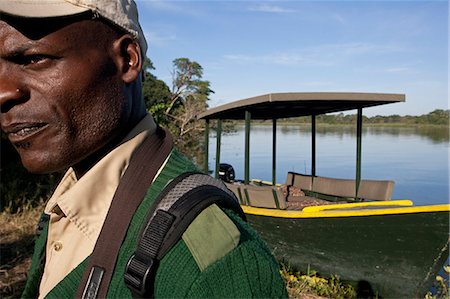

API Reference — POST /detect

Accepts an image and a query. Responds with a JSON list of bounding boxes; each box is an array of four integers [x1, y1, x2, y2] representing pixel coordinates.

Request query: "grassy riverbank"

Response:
[[0, 205, 42, 298], [258, 109, 449, 127], [222, 118, 449, 129], [1, 206, 448, 299], [267, 121, 449, 128], [216, 108, 449, 131]]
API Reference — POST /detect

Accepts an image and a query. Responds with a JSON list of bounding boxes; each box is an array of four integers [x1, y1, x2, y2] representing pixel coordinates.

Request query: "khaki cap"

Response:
[[0, 0, 147, 55]]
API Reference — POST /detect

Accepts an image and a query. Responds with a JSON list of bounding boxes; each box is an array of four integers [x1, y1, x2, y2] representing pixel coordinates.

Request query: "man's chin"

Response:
[[19, 155, 66, 174]]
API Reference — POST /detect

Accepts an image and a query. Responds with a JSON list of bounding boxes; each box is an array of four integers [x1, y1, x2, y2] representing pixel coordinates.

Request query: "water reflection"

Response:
[[275, 124, 449, 143], [209, 124, 449, 205]]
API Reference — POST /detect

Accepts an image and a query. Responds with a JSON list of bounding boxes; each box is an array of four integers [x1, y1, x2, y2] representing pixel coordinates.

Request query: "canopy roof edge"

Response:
[[198, 92, 405, 120]]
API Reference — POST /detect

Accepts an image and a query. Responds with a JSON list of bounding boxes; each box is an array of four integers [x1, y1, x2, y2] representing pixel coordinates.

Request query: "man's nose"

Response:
[[0, 67, 27, 113]]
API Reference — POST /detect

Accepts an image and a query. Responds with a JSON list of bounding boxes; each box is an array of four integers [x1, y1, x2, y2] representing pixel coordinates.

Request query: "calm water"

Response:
[[208, 124, 449, 206]]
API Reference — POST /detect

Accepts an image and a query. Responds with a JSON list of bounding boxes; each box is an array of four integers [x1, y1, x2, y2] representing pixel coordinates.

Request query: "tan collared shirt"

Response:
[[39, 115, 156, 298]]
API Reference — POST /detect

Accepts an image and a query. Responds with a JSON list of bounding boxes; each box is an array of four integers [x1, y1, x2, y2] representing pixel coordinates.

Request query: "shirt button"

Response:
[[54, 241, 63, 251]]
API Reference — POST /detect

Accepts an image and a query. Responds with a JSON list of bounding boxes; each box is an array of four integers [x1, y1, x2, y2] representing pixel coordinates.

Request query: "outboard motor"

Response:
[[219, 163, 235, 183]]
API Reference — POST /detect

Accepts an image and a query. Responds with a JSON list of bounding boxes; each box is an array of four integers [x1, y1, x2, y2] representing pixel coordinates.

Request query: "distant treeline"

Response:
[[287, 109, 449, 126]]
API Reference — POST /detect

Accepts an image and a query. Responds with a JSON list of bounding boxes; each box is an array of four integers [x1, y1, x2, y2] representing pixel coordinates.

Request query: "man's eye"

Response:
[[12, 54, 50, 66]]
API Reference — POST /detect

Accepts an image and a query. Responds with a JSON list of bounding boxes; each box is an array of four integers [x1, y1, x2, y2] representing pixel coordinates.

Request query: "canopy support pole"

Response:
[[215, 119, 222, 179], [311, 114, 316, 177], [204, 119, 209, 173], [245, 111, 251, 184], [272, 118, 277, 185], [356, 108, 363, 197]]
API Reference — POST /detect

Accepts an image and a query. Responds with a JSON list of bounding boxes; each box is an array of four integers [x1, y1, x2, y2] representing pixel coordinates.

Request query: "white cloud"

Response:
[[301, 81, 334, 87], [224, 51, 334, 67], [224, 42, 405, 67], [384, 67, 411, 73], [139, 0, 179, 12], [145, 31, 177, 47], [332, 42, 403, 55], [248, 4, 296, 13], [224, 53, 308, 66], [332, 13, 346, 24], [138, 0, 203, 18]]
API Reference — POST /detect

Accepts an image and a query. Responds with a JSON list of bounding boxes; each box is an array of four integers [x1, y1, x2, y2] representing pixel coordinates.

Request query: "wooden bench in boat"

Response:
[[225, 172, 394, 210], [225, 183, 286, 209], [285, 171, 395, 202]]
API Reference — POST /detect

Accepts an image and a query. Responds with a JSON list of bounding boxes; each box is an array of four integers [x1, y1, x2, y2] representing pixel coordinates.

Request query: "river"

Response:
[[208, 124, 449, 206]]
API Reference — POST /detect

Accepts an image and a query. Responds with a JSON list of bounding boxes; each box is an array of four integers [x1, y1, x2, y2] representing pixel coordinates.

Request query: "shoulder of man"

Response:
[[155, 202, 288, 298], [147, 152, 287, 298], [114, 149, 287, 298]]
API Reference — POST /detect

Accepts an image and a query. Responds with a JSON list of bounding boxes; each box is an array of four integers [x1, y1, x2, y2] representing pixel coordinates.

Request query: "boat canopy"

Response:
[[197, 92, 405, 186], [197, 92, 405, 120]]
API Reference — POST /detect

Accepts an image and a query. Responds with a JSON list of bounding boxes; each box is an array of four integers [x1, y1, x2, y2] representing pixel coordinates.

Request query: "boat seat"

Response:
[[243, 185, 287, 209], [224, 182, 247, 205], [285, 172, 395, 202], [357, 179, 395, 201], [286, 171, 313, 190], [312, 176, 356, 199], [285, 171, 313, 197]]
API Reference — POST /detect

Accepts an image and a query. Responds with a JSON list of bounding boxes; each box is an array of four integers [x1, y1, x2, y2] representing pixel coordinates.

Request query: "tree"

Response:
[[141, 57, 213, 162], [166, 58, 206, 114], [166, 58, 213, 162], [141, 58, 172, 126], [425, 109, 449, 125]]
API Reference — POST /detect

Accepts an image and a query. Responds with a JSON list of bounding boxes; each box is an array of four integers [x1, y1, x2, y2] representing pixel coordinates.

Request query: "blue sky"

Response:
[[136, 0, 448, 116]]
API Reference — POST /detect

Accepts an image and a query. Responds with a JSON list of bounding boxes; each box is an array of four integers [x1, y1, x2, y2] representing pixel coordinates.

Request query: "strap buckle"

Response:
[[124, 252, 157, 297]]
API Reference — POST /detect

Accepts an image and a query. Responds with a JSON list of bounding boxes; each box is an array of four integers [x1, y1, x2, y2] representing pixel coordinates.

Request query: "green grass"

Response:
[[0, 204, 43, 298], [280, 264, 357, 299]]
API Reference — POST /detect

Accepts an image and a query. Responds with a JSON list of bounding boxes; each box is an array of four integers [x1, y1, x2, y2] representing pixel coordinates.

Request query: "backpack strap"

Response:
[[124, 172, 245, 298], [76, 126, 173, 299]]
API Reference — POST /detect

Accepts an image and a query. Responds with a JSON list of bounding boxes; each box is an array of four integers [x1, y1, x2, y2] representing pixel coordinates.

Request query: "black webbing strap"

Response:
[[76, 126, 173, 299], [124, 210, 175, 297], [124, 173, 245, 298]]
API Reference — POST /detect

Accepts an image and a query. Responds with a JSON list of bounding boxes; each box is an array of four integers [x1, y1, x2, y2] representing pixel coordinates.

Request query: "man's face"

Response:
[[0, 18, 129, 174]]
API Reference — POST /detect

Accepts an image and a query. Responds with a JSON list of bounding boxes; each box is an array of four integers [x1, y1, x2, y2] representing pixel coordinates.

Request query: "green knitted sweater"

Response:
[[22, 150, 287, 298]]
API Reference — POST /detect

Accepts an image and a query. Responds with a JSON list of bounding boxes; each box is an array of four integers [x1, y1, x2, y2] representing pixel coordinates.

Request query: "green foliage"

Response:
[[142, 58, 172, 126], [142, 57, 212, 163], [166, 58, 212, 164], [287, 109, 449, 126], [172, 58, 203, 94], [424, 109, 450, 125], [165, 57, 213, 115]]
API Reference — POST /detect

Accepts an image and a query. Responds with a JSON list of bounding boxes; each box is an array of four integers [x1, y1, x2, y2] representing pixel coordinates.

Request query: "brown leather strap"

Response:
[[76, 127, 173, 299]]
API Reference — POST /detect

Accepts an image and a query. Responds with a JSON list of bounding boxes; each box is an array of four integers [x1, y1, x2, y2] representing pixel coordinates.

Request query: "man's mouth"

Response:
[[4, 123, 49, 143]]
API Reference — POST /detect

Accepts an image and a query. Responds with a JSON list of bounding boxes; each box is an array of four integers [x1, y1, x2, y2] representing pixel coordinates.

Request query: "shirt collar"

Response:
[[44, 114, 156, 240]]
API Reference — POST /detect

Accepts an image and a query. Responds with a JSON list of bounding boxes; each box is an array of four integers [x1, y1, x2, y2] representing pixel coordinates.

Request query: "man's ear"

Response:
[[112, 35, 142, 83]]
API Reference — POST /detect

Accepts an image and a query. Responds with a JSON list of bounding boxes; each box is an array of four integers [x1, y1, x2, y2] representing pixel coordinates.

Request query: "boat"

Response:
[[197, 92, 450, 298]]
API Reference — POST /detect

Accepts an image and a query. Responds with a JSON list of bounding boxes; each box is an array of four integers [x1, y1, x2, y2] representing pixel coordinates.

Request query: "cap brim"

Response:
[[0, 1, 89, 18]]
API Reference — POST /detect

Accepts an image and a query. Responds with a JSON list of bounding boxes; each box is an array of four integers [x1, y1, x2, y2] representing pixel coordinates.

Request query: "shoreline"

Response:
[[222, 120, 449, 128]]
